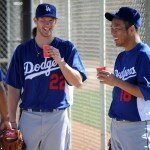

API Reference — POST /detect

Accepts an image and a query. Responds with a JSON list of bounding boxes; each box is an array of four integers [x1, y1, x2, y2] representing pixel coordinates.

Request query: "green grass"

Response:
[[72, 90, 101, 128], [71, 89, 112, 130]]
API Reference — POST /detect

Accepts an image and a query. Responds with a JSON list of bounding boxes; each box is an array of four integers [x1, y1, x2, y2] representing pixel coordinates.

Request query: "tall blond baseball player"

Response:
[[6, 3, 87, 150]]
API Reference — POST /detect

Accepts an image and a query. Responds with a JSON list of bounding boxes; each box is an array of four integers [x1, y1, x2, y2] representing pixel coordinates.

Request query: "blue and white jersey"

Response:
[[6, 37, 87, 110], [109, 42, 150, 121], [0, 68, 2, 82], [0, 68, 5, 82]]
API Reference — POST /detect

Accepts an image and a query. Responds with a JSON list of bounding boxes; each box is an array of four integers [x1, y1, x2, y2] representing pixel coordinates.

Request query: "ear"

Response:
[[33, 18, 37, 24], [54, 18, 57, 24], [128, 25, 136, 35]]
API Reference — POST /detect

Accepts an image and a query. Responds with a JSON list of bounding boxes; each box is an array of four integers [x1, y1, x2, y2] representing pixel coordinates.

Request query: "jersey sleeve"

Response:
[[136, 51, 150, 100], [65, 41, 87, 82], [0, 68, 2, 82], [5, 45, 24, 89]]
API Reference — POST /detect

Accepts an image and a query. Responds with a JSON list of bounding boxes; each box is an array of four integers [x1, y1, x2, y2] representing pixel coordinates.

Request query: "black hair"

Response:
[[123, 20, 138, 31], [32, 27, 37, 37]]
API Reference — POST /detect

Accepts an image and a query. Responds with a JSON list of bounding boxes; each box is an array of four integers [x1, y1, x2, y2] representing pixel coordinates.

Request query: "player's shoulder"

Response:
[[15, 39, 34, 53], [54, 37, 75, 48], [130, 42, 150, 66], [118, 42, 150, 57], [138, 42, 150, 54]]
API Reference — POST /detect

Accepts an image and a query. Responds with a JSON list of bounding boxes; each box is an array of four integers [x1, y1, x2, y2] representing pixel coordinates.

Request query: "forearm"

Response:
[[97, 71, 144, 99], [58, 60, 83, 88], [0, 83, 9, 121], [115, 78, 144, 99], [7, 85, 20, 122]]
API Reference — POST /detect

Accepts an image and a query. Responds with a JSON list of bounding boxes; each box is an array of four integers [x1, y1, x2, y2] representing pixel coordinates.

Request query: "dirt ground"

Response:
[[71, 121, 110, 150]]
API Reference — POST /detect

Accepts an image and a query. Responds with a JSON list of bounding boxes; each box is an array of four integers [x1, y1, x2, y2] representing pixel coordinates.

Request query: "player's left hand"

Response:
[[0, 120, 12, 130], [49, 46, 63, 64]]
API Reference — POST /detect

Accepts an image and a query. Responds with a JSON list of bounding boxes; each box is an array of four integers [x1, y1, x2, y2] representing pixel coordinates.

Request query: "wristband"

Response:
[[61, 57, 65, 62], [10, 122, 17, 124]]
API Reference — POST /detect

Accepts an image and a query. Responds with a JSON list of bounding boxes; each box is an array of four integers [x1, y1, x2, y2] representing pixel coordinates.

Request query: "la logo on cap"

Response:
[[35, 3, 57, 18], [46, 5, 51, 12]]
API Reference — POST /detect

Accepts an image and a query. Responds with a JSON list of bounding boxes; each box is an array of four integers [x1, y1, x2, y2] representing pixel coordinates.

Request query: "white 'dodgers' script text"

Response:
[[24, 59, 59, 79]]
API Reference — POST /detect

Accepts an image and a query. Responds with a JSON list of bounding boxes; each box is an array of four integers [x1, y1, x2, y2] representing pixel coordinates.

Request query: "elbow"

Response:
[[69, 74, 84, 88], [74, 81, 83, 88], [68, 81, 82, 88], [74, 75, 85, 88]]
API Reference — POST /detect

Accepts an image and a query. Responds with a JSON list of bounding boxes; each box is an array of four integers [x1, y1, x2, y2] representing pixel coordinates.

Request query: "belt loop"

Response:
[[22, 108, 66, 112], [28, 109, 32, 112]]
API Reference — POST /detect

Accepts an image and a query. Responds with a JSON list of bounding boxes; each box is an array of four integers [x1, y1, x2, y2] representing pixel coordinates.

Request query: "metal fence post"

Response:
[[99, 0, 106, 149], [22, 0, 33, 42], [145, 0, 150, 45]]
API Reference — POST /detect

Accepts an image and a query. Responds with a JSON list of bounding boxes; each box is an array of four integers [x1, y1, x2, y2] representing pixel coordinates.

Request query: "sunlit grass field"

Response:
[[72, 89, 112, 130]]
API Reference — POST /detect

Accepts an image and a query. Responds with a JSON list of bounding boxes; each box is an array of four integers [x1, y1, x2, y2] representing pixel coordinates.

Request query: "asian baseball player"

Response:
[[97, 7, 150, 150]]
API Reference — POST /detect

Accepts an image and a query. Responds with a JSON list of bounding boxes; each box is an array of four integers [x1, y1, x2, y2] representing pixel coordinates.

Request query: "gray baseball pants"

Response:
[[111, 118, 150, 150], [19, 109, 70, 150]]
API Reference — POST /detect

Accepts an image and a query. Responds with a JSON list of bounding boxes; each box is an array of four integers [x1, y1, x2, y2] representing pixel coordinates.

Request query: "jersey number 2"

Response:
[[49, 74, 65, 90]]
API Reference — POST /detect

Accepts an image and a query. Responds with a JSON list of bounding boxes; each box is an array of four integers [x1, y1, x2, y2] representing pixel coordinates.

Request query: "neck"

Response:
[[125, 34, 141, 51], [35, 34, 54, 48]]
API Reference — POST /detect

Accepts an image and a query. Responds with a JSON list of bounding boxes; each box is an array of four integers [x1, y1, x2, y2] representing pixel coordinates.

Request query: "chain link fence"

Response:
[[0, 0, 149, 149], [0, 0, 22, 76], [0, 0, 7, 76]]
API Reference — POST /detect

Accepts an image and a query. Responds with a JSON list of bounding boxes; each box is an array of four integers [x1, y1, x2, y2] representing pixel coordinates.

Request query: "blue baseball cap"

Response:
[[105, 7, 142, 29], [35, 3, 57, 18]]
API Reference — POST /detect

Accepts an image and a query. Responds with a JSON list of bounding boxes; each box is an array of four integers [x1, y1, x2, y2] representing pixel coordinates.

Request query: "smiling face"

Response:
[[111, 18, 133, 48], [34, 16, 57, 38]]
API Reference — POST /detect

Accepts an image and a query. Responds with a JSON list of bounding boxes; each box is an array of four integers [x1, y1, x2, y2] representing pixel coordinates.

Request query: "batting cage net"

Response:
[[0, 0, 149, 149], [0, 0, 22, 76]]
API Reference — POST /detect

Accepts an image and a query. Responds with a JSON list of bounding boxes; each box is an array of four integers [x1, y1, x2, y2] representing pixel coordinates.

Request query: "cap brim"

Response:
[[105, 12, 120, 21], [37, 14, 58, 19]]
